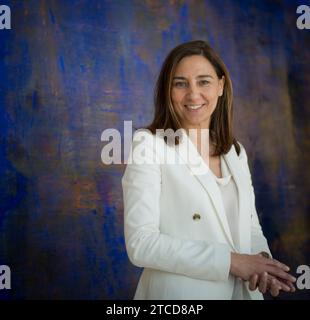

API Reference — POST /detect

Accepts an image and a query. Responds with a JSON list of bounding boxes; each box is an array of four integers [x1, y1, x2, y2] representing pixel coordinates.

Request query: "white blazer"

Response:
[[122, 129, 271, 300]]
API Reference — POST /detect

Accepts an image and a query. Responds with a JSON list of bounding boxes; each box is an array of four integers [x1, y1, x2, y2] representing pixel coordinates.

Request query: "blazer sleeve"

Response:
[[238, 143, 272, 257], [122, 130, 232, 282]]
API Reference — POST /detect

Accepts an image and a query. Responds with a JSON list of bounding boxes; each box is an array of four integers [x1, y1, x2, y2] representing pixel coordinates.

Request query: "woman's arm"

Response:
[[122, 131, 231, 282]]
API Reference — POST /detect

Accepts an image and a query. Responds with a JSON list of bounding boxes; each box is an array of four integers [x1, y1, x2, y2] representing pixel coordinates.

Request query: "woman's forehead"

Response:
[[174, 55, 217, 77]]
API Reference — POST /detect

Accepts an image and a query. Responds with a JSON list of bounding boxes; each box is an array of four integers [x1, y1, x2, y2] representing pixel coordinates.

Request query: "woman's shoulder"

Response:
[[234, 141, 248, 160]]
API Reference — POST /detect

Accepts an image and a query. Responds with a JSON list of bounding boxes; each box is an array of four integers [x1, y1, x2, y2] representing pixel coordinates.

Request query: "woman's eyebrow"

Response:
[[173, 75, 214, 80], [197, 75, 213, 79], [172, 76, 187, 80]]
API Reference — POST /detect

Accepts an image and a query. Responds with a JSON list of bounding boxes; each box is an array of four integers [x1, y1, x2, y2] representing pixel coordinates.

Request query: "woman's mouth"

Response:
[[184, 104, 205, 111]]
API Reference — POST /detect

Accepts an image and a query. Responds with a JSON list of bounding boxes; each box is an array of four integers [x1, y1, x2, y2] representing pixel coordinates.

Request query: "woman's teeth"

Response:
[[185, 104, 204, 110]]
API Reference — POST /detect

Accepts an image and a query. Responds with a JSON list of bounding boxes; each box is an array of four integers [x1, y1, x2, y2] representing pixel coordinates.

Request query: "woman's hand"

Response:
[[248, 272, 296, 297], [247, 252, 296, 297], [230, 252, 296, 284]]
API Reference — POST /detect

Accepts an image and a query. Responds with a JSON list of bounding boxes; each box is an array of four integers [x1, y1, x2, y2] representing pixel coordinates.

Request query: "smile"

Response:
[[184, 104, 205, 110]]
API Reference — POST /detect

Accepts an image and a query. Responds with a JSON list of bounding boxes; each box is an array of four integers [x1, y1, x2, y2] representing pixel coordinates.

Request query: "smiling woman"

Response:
[[171, 55, 224, 130], [146, 40, 235, 158], [122, 40, 296, 300]]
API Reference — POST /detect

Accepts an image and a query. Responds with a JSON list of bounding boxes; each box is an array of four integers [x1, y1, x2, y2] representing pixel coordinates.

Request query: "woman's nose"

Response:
[[187, 85, 201, 99]]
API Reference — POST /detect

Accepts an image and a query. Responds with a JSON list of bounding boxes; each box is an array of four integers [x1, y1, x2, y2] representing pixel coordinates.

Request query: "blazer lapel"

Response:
[[175, 131, 237, 252], [223, 148, 252, 254]]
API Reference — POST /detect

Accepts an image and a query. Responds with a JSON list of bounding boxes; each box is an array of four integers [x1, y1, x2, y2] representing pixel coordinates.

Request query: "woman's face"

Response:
[[171, 55, 224, 130]]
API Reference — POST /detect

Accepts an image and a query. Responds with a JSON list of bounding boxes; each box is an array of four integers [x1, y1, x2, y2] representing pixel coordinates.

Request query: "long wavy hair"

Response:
[[145, 40, 240, 156]]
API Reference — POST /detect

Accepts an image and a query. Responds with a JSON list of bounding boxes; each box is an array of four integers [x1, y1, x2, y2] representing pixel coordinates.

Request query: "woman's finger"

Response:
[[268, 275, 291, 292], [266, 266, 296, 283], [258, 272, 268, 294], [282, 279, 296, 292], [269, 278, 280, 297], [249, 274, 258, 291], [266, 258, 290, 272]]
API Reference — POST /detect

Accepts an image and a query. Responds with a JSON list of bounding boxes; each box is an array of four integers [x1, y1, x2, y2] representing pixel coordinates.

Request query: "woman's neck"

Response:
[[185, 128, 216, 157]]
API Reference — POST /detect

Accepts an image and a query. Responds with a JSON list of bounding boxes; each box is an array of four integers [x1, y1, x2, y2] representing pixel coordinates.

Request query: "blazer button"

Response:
[[193, 213, 201, 221]]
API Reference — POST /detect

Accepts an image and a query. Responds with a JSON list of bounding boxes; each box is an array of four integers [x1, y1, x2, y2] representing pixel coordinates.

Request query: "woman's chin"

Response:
[[182, 117, 211, 129]]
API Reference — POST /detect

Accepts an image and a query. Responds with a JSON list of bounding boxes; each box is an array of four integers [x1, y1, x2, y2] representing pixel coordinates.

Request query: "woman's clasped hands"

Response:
[[230, 252, 296, 297]]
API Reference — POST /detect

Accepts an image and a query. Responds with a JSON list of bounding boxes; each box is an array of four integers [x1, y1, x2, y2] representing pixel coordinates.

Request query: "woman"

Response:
[[122, 40, 296, 299]]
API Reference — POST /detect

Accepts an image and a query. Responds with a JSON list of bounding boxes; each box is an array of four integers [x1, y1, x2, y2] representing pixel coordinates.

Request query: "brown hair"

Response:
[[145, 40, 240, 156]]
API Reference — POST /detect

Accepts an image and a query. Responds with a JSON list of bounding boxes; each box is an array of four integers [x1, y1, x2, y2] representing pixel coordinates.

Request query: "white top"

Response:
[[210, 156, 250, 300], [211, 156, 239, 249]]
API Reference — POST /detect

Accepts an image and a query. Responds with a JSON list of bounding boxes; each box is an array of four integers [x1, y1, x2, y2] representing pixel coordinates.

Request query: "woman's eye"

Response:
[[199, 80, 210, 86], [173, 82, 187, 88]]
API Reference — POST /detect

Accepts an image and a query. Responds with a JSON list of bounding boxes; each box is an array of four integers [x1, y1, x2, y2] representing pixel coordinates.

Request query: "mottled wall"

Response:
[[0, 0, 309, 299]]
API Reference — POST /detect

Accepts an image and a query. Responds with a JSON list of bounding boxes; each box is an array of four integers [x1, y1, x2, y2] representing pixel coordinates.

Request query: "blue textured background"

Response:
[[0, 0, 309, 299]]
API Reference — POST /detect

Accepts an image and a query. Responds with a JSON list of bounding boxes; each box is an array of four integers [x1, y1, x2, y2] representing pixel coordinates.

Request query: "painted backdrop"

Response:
[[0, 0, 309, 299]]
